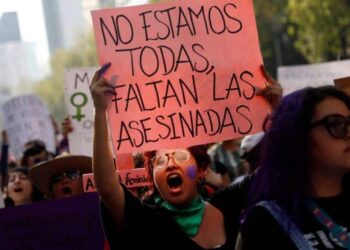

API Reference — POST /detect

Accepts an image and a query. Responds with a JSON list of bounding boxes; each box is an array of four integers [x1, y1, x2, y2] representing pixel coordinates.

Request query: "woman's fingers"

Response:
[[260, 64, 279, 86], [100, 83, 116, 96], [92, 62, 111, 84], [98, 62, 111, 76], [93, 78, 115, 97]]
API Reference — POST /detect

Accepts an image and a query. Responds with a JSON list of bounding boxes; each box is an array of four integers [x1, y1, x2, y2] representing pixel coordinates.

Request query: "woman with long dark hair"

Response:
[[239, 86, 350, 249]]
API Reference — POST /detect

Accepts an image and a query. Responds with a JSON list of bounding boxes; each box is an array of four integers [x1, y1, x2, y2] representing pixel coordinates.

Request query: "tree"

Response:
[[254, 0, 308, 75], [287, 0, 350, 63], [31, 31, 98, 122]]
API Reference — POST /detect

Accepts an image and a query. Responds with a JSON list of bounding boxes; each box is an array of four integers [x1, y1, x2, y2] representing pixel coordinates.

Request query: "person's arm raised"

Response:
[[90, 62, 125, 228]]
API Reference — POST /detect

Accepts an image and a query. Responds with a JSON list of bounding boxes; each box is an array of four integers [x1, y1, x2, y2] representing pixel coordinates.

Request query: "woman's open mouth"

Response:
[[167, 173, 183, 193], [14, 187, 23, 193], [62, 186, 72, 196]]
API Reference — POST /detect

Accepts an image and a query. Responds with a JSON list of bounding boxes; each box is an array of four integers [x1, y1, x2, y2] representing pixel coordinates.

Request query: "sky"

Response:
[[0, 0, 148, 72], [0, 0, 49, 67]]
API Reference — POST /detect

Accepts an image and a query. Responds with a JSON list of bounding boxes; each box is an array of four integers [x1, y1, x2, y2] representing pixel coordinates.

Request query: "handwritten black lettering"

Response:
[[140, 46, 160, 77], [74, 72, 89, 89], [224, 3, 243, 33], [99, 15, 134, 46], [163, 79, 183, 107], [129, 120, 144, 147], [155, 115, 171, 139], [240, 70, 255, 100], [114, 107, 255, 150], [125, 172, 151, 186], [236, 105, 253, 134], [188, 6, 209, 35], [204, 109, 221, 136], [145, 80, 163, 108], [117, 121, 134, 150], [177, 7, 194, 36], [158, 45, 175, 75], [220, 107, 237, 133], [140, 117, 159, 143], [85, 178, 95, 191], [135, 5, 243, 42], [179, 111, 195, 137], [115, 47, 141, 76]]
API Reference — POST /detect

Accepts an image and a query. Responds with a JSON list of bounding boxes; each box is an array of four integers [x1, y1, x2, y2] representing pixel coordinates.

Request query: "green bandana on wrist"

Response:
[[155, 196, 205, 237]]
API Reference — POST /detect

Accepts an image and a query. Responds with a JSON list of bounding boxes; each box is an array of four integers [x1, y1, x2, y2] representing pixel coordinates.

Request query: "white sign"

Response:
[[277, 59, 350, 95], [2, 95, 56, 159], [0, 190, 4, 209], [64, 67, 96, 156]]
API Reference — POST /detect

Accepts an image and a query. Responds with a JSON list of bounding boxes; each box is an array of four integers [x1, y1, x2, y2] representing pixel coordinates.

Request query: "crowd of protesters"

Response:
[[0, 2, 348, 246], [89, 61, 350, 250], [0, 62, 349, 249]]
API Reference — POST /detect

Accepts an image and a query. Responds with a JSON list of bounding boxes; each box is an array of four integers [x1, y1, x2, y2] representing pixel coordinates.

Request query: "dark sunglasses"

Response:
[[309, 114, 350, 139], [51, 170, 81, 184]]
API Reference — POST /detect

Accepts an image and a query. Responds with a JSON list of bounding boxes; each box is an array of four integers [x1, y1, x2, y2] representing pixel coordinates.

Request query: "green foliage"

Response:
[[254, 0, 310, 76], [254, 0, 288, 73], [287, 0, 350, 62], [32, 31, 98, 122]]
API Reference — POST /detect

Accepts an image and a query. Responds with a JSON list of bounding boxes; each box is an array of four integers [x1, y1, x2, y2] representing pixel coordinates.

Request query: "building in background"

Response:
[[82, 0, 102, 25], [0, 12, 21, 43], [0, 42, 39, 89], [0, 12, 40, 130], [0, 12, 40, 97], [42, 0, 86, 55]]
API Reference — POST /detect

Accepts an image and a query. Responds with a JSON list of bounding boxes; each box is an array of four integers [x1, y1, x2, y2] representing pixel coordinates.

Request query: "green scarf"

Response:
[[155, 196, 205, 237]]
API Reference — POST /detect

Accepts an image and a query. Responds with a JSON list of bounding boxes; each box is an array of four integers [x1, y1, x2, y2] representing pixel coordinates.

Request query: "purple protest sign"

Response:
[[0, 193, 106, 250]]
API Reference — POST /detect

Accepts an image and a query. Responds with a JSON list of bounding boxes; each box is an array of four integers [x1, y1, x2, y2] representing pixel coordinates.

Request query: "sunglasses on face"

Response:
[[309, 114, 350, 139], [152, 150, 190, 168], [51, 170, 81, 184]]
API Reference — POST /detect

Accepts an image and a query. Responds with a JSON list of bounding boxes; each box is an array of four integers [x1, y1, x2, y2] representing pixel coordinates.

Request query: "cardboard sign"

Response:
[[0, 193, 105, 249], [64, 67, 96, 156], [1, 95, 56, 159], [277, 59, 350, 95], [334, 76, 350, 95], [115, 152, 134, 170], [0, 190, 4, 209], [83, 168, 152, 192], [91, 0, 268, 154]]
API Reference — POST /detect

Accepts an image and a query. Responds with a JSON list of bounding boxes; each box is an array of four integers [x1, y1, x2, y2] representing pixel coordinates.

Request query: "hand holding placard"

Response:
[[90, 62, 115, 112], [256, 65, 283, 111]]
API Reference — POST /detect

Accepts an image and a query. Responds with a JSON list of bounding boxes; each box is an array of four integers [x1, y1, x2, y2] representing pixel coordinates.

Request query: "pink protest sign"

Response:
[[91, 0, 268, 154], [83, 168, 152, 192], [115, 153, 134, 170]]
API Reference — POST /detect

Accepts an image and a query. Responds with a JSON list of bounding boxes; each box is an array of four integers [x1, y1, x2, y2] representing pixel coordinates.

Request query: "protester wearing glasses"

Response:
[[29, 155, 92, 199], [90, 63, 239, 250], [238, 86, 350, 249]]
